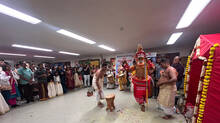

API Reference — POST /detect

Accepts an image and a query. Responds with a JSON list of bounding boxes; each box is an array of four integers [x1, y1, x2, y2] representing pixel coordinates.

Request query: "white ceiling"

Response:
[[0, 0, 219, 61]]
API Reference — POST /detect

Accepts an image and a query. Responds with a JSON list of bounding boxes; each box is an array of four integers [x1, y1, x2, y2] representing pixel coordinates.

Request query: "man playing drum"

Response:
[[92, 63, 108, 108]]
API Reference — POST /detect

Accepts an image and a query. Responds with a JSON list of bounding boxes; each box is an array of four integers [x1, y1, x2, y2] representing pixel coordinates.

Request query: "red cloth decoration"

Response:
[[186, 59, 203, 106], [203, 55, 220, 123], [186, 33, 220, 123], [132, 76, 152, 104]]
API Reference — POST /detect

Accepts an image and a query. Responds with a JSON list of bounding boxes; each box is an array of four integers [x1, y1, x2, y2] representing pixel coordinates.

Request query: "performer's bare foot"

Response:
[[141, 105, 145, 112], [162, 115, 173, 120], [97, 102, 104, 108]]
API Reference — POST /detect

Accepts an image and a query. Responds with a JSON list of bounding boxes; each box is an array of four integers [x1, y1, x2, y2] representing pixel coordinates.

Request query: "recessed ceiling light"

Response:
[[176, 0, 211, 29], [12, 44, 52, 52], [59, 51, 80, 56], [0, 52, 26, 56], [33, 55, 55, 59], [98, 45, 116, 52], [167, 32, 183, 45], [57, 29, 96, 44], [0, 4, 41, 24]]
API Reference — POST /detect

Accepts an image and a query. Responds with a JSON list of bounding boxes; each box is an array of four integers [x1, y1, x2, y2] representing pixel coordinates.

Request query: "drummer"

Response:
[[92, 63, 108, 108], [106, 65, 115, 89], [118, 65, 127, 91]]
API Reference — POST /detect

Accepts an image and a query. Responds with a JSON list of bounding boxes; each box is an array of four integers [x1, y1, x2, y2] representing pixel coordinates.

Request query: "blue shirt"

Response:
[[155, 63, 163, 80], [18, 67, 33, 85]]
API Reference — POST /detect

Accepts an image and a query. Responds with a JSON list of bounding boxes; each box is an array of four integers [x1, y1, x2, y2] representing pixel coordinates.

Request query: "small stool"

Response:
[[105, 94, 115, 112]]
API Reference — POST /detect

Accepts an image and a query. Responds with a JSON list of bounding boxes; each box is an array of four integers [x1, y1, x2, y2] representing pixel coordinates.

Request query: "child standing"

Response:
[[47, 69, 56, 98], [54, 72, 63, 96]]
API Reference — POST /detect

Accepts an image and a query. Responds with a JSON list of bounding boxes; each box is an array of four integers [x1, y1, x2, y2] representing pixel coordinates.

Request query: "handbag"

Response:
[[0, 72, 11, 91]]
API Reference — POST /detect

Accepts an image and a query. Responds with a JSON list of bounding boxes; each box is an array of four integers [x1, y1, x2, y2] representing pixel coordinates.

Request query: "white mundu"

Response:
[[92, 73, 104, 102], [92, 73, 104, 90]]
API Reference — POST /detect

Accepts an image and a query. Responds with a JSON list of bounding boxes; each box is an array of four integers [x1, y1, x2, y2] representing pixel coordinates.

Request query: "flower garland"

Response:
[[196, 43, 219, 123], [184, 56, 191, 94]]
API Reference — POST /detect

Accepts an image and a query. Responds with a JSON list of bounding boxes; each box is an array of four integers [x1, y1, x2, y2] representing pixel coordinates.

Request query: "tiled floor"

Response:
[[0, 88, 186, 123]]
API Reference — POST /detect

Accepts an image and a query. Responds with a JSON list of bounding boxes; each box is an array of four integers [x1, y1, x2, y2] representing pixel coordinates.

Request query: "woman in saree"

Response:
[[2, 63, 20, 108], [0, 63, 10, 114], [66, 67, 75, 89], [73, 67, 83, 88]]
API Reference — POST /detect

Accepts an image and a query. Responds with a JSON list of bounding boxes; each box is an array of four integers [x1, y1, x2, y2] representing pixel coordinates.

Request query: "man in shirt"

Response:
[[35, 63, 48, 101], [17, 61, 34, 103], [83, 64, 90, 87], [172, 56, 184, 90], [154, 57, 163, 98]]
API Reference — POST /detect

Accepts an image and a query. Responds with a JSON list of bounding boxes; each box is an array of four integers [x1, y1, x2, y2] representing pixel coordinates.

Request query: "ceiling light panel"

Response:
[[57, 29, 96, 44], [33, 55, 55, 59], [166, 32, 183, 45], [12, 44, 52, 52], [59, 51, 80, 56], [98, 45, 116, 52], [0, 4, 41, 24], [0, 52, 26, 56], [176, 0, 211, 29]]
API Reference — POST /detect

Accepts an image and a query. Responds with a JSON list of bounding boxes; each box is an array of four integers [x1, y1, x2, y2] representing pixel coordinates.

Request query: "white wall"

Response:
[[146, 45, 192, 57], [57, 45, 193, 65], [102, 45, 192, 61]]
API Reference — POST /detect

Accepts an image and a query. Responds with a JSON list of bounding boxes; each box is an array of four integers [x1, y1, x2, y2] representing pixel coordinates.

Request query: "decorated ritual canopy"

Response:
[[184, 34, 220, 123]]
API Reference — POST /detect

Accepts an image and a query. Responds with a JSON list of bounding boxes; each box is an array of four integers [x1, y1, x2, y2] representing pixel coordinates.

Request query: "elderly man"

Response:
[[172, 56, 184, 90], [17, 61, 34, 103]]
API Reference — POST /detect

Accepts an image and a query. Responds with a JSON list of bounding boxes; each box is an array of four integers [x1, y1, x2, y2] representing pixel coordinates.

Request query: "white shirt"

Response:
[[0, 67, 10, 86]]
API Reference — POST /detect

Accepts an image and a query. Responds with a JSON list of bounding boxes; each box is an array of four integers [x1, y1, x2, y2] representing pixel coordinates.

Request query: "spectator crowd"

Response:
[[0, 59, 99, 115]]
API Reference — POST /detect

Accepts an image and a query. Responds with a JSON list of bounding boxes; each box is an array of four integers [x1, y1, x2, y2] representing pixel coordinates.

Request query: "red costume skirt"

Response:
[[132, 76, 151, 104]]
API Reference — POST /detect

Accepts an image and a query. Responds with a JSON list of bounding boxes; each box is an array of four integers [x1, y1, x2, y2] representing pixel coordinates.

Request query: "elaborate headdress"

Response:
[[135, 44, 146, 60]]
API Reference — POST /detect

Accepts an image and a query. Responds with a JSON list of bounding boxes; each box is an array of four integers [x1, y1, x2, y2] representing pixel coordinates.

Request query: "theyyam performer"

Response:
[[129, 44, 154, 112]]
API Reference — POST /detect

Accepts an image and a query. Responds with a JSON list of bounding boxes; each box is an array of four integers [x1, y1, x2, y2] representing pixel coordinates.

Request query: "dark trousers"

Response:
[[90, 76, 93, 87], [126, 72, 130, 87], [154, 80, 159, 97], [61, 81, 67, 93], [176, 79, 183, 91], [38, 83, 49, 99], [21, 84, 33, 102], [1, 90, 10, 105], [18, 83, 24, 99]]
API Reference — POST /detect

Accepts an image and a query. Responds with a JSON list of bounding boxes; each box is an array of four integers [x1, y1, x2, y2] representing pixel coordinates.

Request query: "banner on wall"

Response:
[[115, 55, 134, 76], [90, 59, 100, 67], [146, 52, 157, 57]]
